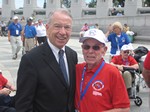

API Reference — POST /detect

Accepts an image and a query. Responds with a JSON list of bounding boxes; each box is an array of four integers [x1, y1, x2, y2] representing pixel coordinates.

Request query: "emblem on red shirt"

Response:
[[92, 80, 104, 91]]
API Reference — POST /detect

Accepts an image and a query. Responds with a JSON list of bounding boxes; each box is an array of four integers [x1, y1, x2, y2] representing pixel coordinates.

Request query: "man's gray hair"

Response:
[[47, 8, 72, 24]]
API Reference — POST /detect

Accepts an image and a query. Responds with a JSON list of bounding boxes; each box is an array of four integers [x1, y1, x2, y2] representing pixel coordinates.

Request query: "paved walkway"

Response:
[[0, 36, 150, 111]]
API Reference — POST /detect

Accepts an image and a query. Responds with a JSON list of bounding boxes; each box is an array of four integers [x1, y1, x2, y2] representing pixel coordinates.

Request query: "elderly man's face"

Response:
[[121, 50, 130, 59], [46, 12, 72, 49], [82, 38, 107, 69]]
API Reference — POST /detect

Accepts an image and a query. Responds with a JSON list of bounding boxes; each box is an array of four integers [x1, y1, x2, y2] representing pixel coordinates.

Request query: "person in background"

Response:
[[142, 51, 150, 88], [79, 23, 89, 37], [105, 21, 131, 62], [35, 19, 47, 45], [0, 21, 6, 37], [15, 8, 78, 112], [6, 17, 12, 29], [116, 10, 123, 16], [75, 29, 130, 112], [0, 70, 16, 111], [23, 17, 37, 54], [110, 44, 139, 97], [7, 16, 23, 60], [111, 8, 117, 16], [123, 24, 130, 33], [94, 23, 100, 29], [123, 23, 135, 40]]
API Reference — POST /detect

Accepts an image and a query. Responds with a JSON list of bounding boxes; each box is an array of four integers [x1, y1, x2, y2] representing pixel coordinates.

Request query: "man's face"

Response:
[[38, 20, 42, 25], [14, 19, 18, 23], [121, 50, 130, 59], [82, 38, 107, 69], [46, 12, 72, 49]]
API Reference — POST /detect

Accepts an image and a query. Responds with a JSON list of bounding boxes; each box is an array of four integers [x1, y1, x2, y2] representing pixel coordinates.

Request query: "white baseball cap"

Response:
[[79, 29, 106, 45], [29, 17, 33, 20], [121, 44, 132, 51], [13, 16, 18, 20]]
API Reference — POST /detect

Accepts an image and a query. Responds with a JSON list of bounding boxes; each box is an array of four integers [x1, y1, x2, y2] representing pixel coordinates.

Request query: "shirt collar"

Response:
[[86, 59, 104, 73], [47, 38, 65, 55]]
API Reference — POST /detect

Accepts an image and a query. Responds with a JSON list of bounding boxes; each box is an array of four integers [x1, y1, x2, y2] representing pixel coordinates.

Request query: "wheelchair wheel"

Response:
[[134, 96, 142, 106]]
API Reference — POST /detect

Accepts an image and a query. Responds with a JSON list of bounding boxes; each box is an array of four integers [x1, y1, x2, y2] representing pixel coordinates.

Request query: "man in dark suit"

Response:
[[15, 9, 78, 112]]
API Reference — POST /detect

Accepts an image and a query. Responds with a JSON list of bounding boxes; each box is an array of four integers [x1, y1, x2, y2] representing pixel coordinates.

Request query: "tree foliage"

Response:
[[145, 0, 150, 6], [88, 0, 97, 8]]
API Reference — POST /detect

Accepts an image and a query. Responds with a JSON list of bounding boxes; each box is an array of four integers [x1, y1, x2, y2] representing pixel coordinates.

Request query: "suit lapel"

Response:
[[41, 42, 68, 88]]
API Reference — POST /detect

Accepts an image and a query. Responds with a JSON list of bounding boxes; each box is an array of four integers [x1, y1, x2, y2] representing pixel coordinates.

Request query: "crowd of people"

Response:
[[0, 8, 149, 112], [6, 15, 47, 59]]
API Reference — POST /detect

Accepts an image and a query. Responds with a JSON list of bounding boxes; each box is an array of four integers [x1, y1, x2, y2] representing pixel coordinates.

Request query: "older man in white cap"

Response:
[[110, 44, 139, 97], [75, 29, 130, 112], [7, 16, 23, 59]]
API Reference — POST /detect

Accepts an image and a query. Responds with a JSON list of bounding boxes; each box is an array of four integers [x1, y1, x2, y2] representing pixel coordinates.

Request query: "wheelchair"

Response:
[[123, 67, 143, 106]]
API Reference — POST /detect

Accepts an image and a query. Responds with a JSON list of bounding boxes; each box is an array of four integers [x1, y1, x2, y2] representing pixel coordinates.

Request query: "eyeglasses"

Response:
[[123, 51, 130, 54], [82, 44, 102, 51], [53, 24, 72, 31]]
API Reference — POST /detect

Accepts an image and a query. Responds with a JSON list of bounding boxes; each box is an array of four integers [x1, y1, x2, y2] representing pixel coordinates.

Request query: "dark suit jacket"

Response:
[[15, 41, 78, 112]]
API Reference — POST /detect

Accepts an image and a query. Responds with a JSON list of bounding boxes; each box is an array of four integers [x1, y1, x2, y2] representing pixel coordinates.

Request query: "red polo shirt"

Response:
[[75, 60, 130, 112], [144, 51, 150, 70], [0, 73, 8, 90], [111, 55, 138, 66]]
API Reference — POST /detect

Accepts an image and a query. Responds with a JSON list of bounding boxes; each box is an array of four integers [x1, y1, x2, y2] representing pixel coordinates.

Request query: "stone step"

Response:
[[71, 32, 80, 37], [134, 36, 150, 41]]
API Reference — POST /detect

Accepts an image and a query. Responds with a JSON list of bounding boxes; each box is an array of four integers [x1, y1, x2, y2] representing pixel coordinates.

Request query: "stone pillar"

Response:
[[46, 0, 61, 18], [96, 0, 113, 17], [124, 0, 142, 16], [2, 0, 15, 19], [23, 0, 37, 19], [71, 0, 85, 19]]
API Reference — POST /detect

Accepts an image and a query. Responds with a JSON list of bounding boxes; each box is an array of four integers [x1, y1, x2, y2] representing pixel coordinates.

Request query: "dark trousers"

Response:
[[37, 36, 46, 45], [0, 95, 15, 107], [0, 106, 16, 112]]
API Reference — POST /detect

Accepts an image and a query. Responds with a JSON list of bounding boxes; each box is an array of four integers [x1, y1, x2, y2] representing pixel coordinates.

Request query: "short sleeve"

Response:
[[0, 74, 8, 89]]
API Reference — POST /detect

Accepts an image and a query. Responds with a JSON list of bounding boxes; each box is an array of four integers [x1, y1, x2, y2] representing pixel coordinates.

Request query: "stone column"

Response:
[[96, 0, 113, 17], [124, 0, 142, 16], [2, 0, 15, 19], [71, 0, 86, 19], [23, 0, 37, 19], [46, 0, 61, 18]]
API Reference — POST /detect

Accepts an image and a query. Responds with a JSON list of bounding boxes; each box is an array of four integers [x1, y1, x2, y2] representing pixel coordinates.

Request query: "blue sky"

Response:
[[0, 0, 91, 9]]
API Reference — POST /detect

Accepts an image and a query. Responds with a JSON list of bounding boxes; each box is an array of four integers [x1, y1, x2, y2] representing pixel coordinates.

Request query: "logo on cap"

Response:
[[88, 30, 97, 37]]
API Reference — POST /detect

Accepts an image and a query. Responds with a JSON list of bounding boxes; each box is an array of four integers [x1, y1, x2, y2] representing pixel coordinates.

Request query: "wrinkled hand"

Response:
[[9, 85, 16, 91], [117, 65, 124, 71], [0, 88, 11, 95]]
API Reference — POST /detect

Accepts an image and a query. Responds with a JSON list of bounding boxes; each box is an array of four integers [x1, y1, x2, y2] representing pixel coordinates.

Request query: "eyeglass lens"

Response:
[[123, 51, 130, 54], [82, 45, 100, 51]]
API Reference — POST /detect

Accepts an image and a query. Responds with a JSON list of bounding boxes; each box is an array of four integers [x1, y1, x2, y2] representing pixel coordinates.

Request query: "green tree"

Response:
[[88, 0, 97, 8], [145, 0, 150, 7]]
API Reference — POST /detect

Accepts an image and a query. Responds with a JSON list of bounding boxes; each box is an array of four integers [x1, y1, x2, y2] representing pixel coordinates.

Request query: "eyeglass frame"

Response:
[[82, 44, 105, 51]]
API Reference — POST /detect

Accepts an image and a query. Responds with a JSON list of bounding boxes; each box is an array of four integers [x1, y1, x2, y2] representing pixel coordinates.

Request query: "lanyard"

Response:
[[80, 61, 105, 100], [115, 36, 120, 51]]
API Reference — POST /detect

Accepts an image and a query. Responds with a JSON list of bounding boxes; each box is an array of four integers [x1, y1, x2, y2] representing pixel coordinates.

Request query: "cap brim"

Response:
[[79, 37, 93, 43]]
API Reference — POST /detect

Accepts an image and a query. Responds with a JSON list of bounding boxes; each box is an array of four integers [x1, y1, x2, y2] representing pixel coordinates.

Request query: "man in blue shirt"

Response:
[[8, 16, 23, 59], [23, 17, 37, 53]]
